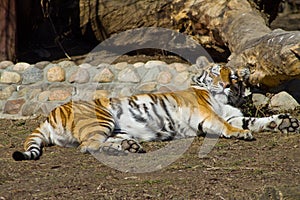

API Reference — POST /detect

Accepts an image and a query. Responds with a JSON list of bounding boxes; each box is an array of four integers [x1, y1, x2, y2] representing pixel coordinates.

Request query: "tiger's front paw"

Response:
[[276, 114, 299, 133]]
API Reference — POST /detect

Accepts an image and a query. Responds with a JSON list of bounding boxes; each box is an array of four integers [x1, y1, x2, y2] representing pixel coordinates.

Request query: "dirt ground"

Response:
[[0, 113, 299, 200]]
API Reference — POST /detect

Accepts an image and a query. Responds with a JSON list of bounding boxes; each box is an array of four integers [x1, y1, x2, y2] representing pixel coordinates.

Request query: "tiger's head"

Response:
[[192, 64, 245, 106]]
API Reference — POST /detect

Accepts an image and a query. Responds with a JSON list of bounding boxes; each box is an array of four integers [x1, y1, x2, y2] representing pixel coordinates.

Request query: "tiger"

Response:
[[12, 65, 300, 161]]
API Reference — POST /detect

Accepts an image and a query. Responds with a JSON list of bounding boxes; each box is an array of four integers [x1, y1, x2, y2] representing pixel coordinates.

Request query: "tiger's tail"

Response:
[[12, 121, 53, 161], [12, 148, 42, 161]]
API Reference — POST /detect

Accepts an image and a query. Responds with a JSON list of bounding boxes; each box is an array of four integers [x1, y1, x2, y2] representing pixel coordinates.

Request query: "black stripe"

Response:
[[193, 89, 212, 108], [26, 141, 40, 148], [50, 108, 57, 122], [203, 92, 213, 107], [129, 108, 147, 123], [226, 116, 238, 123], [27, 146, 40, 152], [48, 109, 58, 128], [196, 71, 206, 82], [91, 105, 114, 121], [160, 135, 175, 141], [159, 97, 175, 128], [78, 121, 112, 134], [150, 102, 164, 123], [28, 146, 41, 160], [149, 94, 158, 104], [60, 107, 67, 127], [94, 110, 114, 122], [242, 118, 250, 129], [143, 103, 151, 118], [116, 106, 123, 119], [98, 122, 114, 133], [128, 97, 139, 109], [251, 118, 256, 125], [30, 152, 36, 159], [197, 120, 205, 136]]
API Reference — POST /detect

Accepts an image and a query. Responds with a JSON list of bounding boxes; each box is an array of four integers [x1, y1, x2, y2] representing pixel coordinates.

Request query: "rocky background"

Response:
[[0, 59, 199, 119], [0, 56, 298, 119]]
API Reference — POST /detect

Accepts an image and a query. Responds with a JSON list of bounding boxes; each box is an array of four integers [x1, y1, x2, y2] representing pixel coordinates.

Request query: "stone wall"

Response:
[[0, 60, 197, 119]]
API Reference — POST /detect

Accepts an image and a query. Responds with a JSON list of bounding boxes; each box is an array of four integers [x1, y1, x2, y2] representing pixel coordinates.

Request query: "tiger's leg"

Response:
[[228, 114, 300, 133], [76, 118, 117, 154], [73, 105, 116, 154], [199, 112, 254, 140]]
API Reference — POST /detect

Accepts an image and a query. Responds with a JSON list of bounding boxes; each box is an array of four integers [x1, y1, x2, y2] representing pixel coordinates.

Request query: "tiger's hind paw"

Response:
[[276, 114, 300, 133], [100, 139, 145, 156], [121, 139, 145, 153]]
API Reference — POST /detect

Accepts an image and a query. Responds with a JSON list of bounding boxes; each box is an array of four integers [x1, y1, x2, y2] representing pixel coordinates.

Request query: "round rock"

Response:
[[4, 99, 26, 114], [49, 89, 71, 101], [35, 61, 51, 69], [22, 67, 43, 84], [47, 66, 65, 82], [144, 60, 167, 69], [13, 62, 31, 71], [69, 68, 90, 83], [0, 60, 14, 69], [157, 71, 172, 84], [269, 91, 299, 111], [58, 60, 76, 68], [0, 71, 21, 83], [93, 68, 114, 83], [118, 68, 140, 83]]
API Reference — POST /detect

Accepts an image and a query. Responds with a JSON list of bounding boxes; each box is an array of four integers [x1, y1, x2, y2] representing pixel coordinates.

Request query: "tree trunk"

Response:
[[80, 0, 300, 89], [0, 0, 16, 61]]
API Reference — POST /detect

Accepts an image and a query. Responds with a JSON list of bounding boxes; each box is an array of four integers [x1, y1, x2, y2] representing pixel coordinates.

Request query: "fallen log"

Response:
[[79, 0, 300, 89]]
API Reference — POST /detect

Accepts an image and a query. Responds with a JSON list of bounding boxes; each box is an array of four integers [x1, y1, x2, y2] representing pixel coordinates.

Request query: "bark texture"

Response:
[[0, 0, 16, 61], [79, 0, 300, 88]]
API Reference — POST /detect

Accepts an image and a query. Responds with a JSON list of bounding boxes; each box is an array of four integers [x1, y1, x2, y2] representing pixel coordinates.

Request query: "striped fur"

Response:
[[13, 67, 299, 161]]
